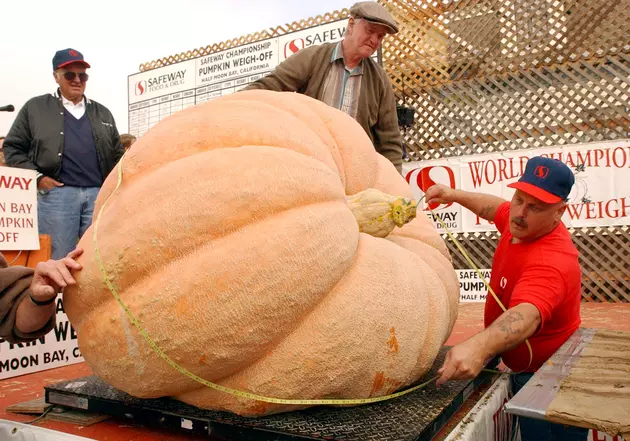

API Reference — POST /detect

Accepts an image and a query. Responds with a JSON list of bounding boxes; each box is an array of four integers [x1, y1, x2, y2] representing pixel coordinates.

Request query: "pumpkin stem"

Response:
[[346, 188, 419, 238], [391, 198, 419, 227]]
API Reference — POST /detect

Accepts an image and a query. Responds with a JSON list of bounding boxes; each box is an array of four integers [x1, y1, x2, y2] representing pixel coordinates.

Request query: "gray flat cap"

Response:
[[349, 1, 399, 34]]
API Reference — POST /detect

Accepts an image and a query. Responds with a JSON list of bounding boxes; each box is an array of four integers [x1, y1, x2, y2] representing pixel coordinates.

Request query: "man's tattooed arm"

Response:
[[449, 192, 505, 222], [478, 205, 494, 221], [480, 304, 541, 358], [496, 311, 527, 350]]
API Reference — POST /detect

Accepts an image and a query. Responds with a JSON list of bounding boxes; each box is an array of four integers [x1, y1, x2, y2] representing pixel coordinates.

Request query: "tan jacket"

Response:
[[0, 253, 55, 343], [245, 42, 403, 172]]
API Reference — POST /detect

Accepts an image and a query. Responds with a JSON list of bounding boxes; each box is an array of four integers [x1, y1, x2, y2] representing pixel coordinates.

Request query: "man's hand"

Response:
[[425, 184, 457, 206], [30, 248, 84, 303], [425, 184, 505, 222], [37, 176, 64, 191], [436, 335, 489, 387]]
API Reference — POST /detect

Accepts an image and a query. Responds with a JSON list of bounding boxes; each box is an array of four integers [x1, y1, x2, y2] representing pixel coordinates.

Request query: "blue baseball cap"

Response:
[[52, 48, 91, 71], [507, 156, 574, 204]]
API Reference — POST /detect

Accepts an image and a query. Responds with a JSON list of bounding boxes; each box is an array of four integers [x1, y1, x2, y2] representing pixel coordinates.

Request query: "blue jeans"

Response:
[[511, 372, 589, 441], [37, 186, 100, 259]]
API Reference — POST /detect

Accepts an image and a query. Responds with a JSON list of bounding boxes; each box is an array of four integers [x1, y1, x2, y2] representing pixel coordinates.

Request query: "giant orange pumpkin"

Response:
[[64, 90, 460, 417]]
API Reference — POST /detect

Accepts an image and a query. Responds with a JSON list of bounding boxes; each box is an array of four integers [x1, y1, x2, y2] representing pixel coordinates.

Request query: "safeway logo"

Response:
[[135, 80, 146, 96], [284, 38, 305, 59], [534, 165, 550, 179], [405, 165, 456, 210], [500, 277, 507, 289]]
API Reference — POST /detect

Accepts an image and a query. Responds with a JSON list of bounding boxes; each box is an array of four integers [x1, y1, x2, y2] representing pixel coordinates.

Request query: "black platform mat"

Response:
[[45, 348, 498, 441]]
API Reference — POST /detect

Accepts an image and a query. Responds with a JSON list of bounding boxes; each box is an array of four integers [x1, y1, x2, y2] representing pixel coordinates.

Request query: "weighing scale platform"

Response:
[[44, 348, 499, 441]]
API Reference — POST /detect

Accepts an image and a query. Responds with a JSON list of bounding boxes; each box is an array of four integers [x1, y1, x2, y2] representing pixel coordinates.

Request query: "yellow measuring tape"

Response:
[[92, 156, 528, 405]]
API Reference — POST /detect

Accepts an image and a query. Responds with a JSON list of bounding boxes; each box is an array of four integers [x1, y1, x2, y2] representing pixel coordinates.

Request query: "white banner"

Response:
[[405, 158, 464, 233], [0, 420, 96, 441], [0, 296, 83, 379], [403, 140, 630, 232], [589, 431, 626, 441], [443, 374, 624, 441], [277, 21, 347, 62], [445, 373, 517, 441], [128, 59, 196, 105], [0, 166, 38, 250], [127, 19, 382, 138], [457, 269, 492, 303], [196, 39, 278, 94]]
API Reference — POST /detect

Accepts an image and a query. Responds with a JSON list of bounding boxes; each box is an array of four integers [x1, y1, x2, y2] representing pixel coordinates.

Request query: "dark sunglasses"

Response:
[[62, 71, 89, 82]]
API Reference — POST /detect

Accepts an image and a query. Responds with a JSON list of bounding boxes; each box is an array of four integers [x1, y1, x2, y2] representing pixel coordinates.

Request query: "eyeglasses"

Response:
[[61, 71, 89, 82]]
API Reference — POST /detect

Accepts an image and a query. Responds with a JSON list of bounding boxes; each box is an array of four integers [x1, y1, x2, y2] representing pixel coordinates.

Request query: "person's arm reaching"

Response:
[[425, 184, 506, 222], [243, 46, 314, 93], [435, 263, 568, 386], [0, 248, 83, 344], [15, 248, 83, 334], [436, 303, 540, 386]]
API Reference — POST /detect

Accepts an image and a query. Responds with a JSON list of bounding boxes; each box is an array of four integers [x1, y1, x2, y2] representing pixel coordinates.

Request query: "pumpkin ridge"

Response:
[[172, 234, 435, 415], [215, 211, 457, 384], [99, 99, 343, 193], [284, 93, 378, 194], [71, 200, 360, 397], [84, 206, 452, 399], [166, 248, 367, 400], [80, 207, 450, 399], [217, 93, 346, 183], [71, 194, 355, 329], [96, 142, 342, 218], [202, 249, 364, 383], [70, 146, 349, 325], [385, 234, 459, 338], [388, 227, 452, 260]]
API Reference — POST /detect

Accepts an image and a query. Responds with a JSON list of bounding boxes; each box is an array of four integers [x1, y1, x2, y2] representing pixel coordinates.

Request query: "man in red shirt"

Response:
[[427, 156, 587, 441]]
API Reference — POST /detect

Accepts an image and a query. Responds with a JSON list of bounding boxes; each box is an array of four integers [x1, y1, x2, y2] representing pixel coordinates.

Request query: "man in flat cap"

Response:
[[4, 49, 124, 260], [244, 1, 404, 173]]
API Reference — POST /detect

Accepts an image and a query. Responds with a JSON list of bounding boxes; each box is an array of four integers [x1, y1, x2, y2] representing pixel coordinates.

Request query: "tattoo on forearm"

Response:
[[479, 205, 492, 219], [497, 311, 524, 347]]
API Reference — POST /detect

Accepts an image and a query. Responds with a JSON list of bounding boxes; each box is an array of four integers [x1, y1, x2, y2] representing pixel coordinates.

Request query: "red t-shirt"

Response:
[[484, 202, 582, 372]]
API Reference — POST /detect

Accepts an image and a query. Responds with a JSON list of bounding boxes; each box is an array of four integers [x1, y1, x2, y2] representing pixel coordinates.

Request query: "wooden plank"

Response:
[[573, 241, 625, 303], [560, 0, 621, 64], [6, 397, 51, 415], [544, 329, 630, 439], [46, 409, 110, 426], [438, 227, 628, 303], [581, 271, 622, 303], [509, 69, 586, 137], [576, 232, 630, 293], [474, 75, 541, 141]]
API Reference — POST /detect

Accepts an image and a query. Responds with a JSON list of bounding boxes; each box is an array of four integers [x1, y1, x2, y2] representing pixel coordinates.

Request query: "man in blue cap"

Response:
[[426, 156, 587, 441], [4, 49, 124, 260]]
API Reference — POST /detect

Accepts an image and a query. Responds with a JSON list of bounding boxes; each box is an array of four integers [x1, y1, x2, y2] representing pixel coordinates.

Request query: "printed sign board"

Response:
[[127, 19, 381, 138], [0, 166, 38, 250]]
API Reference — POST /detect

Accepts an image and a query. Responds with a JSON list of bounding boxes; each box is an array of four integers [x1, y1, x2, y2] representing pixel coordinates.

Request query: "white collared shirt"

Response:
[[62, 95, 86, 119]]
